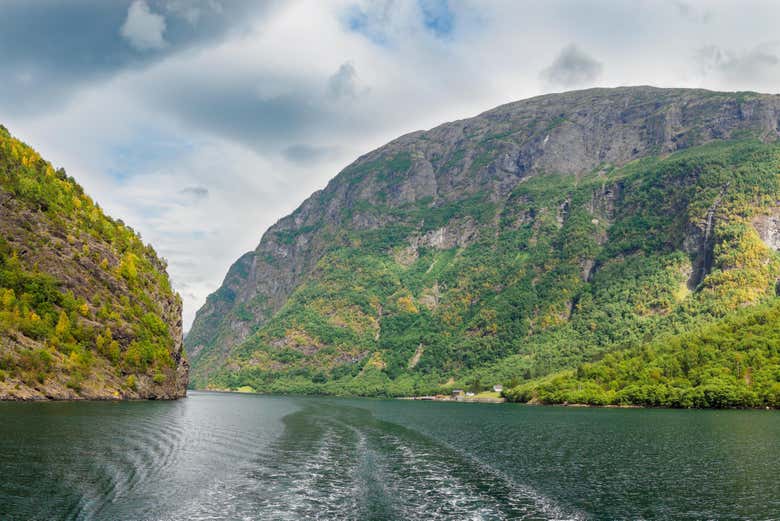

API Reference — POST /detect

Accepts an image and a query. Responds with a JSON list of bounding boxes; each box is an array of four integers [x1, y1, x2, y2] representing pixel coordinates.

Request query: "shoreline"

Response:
[[398, 395, 506, 404], [514, 400, 777, 410], [195, 388, 778, 410], [0, 390, 188, 402]]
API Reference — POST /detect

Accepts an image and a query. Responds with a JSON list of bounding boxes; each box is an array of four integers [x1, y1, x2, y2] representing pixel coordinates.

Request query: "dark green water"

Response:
[[0, 392, 778, 520]]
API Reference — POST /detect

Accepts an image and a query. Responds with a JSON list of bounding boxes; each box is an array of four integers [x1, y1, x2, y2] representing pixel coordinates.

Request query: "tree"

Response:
[[54, 310, 70, 338]]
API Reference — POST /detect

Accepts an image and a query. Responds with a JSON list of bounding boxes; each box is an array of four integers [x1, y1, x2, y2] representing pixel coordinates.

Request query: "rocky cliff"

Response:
[[0, 126, 187, 399], [187, 87, 780, 400]]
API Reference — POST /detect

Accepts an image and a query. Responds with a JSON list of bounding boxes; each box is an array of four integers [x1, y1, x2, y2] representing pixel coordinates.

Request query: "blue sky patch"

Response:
[[419, 0, 454, 38], [343, 0, 455, 46], [343, 5, 389, 46], [107, 128, 193, 181]]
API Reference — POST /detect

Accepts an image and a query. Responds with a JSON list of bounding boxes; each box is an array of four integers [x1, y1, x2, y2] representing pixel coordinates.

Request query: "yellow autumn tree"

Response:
[[54, 310, 70, 338], [396, 295, 418, 314], [118, 252, 139, 281]]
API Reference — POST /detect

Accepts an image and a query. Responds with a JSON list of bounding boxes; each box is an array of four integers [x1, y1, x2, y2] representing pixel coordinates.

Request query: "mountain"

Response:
[[0, 126, 187, 399], [187, 87, 780, 406]]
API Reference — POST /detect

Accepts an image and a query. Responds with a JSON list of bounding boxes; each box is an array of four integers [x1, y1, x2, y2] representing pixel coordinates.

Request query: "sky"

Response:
[[2, 0, 780, 330]]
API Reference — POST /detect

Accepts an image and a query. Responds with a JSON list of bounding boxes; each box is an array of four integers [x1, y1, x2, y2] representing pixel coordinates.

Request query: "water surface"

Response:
[[0, 392, 778, 520]]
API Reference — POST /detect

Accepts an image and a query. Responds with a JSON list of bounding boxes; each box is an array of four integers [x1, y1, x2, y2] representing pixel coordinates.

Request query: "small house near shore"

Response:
[[492, 384, 503, 393]]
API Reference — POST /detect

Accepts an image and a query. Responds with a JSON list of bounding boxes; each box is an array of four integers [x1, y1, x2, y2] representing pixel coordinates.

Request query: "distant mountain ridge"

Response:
[[0, 126, 187, 399], [187, 87, 780, 406]]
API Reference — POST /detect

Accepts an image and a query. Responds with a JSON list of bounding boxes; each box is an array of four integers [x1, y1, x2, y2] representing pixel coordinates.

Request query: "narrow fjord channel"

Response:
[[1, 392, 778, 520]]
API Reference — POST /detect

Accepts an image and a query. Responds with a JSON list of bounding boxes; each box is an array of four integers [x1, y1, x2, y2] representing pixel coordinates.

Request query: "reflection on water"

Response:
[[0, 392, 778, 520]]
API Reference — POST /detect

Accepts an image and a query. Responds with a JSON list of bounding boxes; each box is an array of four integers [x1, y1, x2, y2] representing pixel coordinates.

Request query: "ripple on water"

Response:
[[3, 393, 778, 521]]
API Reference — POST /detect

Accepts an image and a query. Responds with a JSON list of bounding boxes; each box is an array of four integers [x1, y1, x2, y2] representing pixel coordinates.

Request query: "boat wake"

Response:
[[173, 402, 582, 521]]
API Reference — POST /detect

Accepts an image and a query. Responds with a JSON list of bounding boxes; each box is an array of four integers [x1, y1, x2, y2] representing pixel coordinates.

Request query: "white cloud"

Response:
[[695, 43, 780, 88], [121, 0, 167, 51]]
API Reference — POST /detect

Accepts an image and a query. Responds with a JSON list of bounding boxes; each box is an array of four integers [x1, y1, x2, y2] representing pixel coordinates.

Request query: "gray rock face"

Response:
[[754, 208, 780, 251], [186, 86, 780, 384]]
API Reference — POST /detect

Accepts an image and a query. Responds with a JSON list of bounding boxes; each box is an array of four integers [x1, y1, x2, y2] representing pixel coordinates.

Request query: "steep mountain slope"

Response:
[[187, 87, 780, 404], [0, 126, 187, 399]]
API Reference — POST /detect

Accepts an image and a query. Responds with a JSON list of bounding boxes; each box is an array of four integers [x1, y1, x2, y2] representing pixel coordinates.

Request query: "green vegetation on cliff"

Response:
[[0, 125, 187, 399]]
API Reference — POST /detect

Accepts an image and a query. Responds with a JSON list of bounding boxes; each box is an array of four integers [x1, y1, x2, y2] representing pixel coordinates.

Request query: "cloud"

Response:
[[0, 0, 277, 116], [672, 1, 713, 23], [328, 62, 360, 100], [282, 144, 338, 165], [128, 41, 379, 154], [121, 0, 167, 51], [695, 44, 780, 86], [419, 0, 455, 38], [342, 2, 396, 46], [140, 80, 334, 151], [164, 0, 221, 26], [541, 44, 603, 88], [7, 0, 780, 330], [342, 0, 459, 46], [180, 186, 209, 199]]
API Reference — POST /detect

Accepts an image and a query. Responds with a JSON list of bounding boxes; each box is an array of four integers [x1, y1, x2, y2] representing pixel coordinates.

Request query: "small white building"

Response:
[[492, 384, 503, 393]]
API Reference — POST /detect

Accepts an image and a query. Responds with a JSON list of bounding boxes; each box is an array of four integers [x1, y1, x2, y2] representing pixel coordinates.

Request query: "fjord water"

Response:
[[1, 392, 778, 520]]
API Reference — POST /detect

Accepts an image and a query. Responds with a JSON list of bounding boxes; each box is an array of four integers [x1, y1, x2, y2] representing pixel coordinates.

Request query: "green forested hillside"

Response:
[[205, 139, 780, 403], [188, 88, 780, 407], [0, 125, 187, 399], [504, 300, 780, 407]]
